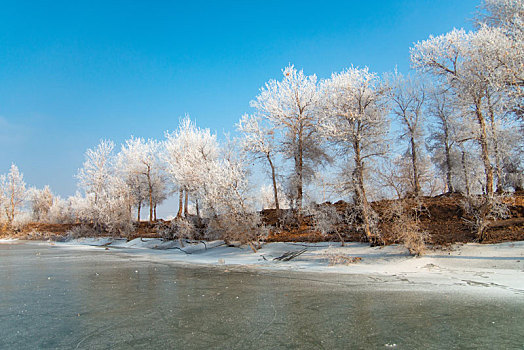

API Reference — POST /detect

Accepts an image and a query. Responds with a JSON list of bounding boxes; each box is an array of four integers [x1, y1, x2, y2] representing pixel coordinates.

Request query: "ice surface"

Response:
[[45, 238, 524, 296]]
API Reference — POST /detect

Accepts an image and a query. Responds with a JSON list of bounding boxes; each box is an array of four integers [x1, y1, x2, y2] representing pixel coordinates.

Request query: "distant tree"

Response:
[[374, 156, 410, 200], [76, 140, 134, 234], [117, 137, 167, 222], [494, 122, 524, 191], [318, 67, 389, 243], [426, 86, 464, 193], [387, 72, 427, 197], [258, 184, 289, 210], [77, 139, 115, 204], [151, 175, 169, 221], [28, 185, 54, 222], [237, 114, 281, 210], [251, 65, 329, 209], [46, 196, 74, 224], [1, 164, 27, 224]]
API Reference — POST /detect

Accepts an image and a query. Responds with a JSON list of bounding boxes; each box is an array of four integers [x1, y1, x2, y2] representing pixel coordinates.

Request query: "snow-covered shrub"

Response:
[[278, 209, 299, 229], [94, 194, 134, 236], [323, 248, 362, 266], [461, 194, 510, 242], [305, 204, 345, 245], [344, 202, 380, 244], [206, 211, 268, 251], [159, 217, 198, 245], [66, 225, 97, 239], [382, 199, 428, 256], [69, 186, 134, 236], [11, 212, 32, 231]]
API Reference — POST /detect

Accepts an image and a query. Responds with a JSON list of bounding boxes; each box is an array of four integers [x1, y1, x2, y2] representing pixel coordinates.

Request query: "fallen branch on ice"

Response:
[[273, 248, 307, 261]]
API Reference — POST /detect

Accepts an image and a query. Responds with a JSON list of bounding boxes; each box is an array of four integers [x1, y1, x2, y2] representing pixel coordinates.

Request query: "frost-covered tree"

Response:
[[76, 140, 134, 235], [0, 178, 5, 224], [374, 156, 411, 200], [77, 139, 115, 204], [495, 124, 524, 191], [237, 114, 282, 210], [480, 0, 524, 33], [251, 65, 329, 209], [117, 137, 168, 222], [426, 87, 465, 193], [387, 73, 427, 197], [46, 196, 75, 224], [199, 142, 267, 250], [164, 116, 220, 217], [478, 0, 524, 118], [412, 29, 489, 195], [318, 67, 389, 243], [258, 184, 289, 210], [165, 120, 267, 248], [454, 141, 487, 196], [375, 154, 443, 199], [411, 1, 524, 196], [151, 176, 168, 221], [1, 164, 27, 224], [28, 185, 54, 222]]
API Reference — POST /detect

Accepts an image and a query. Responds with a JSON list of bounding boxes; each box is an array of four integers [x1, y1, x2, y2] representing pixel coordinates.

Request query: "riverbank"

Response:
[[3, 238, 523, 296]]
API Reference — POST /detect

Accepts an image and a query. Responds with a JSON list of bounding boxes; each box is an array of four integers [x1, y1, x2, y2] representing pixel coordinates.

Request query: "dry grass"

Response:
[[324, 252, 362, 266], [381, 198, 428, 256]]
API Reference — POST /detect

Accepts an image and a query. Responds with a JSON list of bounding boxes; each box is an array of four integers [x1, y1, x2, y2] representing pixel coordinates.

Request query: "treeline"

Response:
[[1, 0, 522, 250]]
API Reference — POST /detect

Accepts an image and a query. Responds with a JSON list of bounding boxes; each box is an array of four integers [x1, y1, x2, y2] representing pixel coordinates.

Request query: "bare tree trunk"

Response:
[[486, 92, 503, 193], [443, 124, 454, 193], [486, 97, 503, 193], [462, 151, 471, 197], [154, 203, 157, 222], [475, 105, 494, 197], [354, 140, 374, 244], [146, 166, 153, 223], [9, 192, 15, 223], [184, 190, 189, 217], [296, 130, 304, 210], [137, 202, 141, 222], [177, 189, 183, 218], [267, 154, 279, 211], [494, 139, 503, 193], [196, 198, 200, 218], [410, 136, 421, 197], [149, 186, 153, 223]]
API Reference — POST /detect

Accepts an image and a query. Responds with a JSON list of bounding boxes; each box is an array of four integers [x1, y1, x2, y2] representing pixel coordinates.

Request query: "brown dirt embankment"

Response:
[[2, 193, 523, 246], [263, 192, 524, 245]]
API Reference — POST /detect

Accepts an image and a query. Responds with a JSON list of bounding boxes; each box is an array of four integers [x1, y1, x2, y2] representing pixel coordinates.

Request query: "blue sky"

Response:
[[0, 0, 478, 213]]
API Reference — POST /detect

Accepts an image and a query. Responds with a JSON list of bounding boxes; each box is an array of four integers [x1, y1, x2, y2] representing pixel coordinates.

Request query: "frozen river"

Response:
[[1, 242, 523, 349]]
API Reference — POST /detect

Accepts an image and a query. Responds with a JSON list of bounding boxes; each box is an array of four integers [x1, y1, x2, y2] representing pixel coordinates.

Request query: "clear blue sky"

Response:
[[0, 0, 478, 208]]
